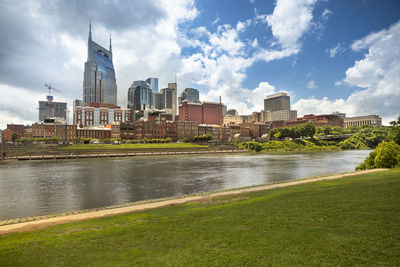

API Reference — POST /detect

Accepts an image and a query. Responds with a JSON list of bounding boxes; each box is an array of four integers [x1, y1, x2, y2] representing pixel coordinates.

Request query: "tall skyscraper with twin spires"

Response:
[[83, 21, 117, 107]]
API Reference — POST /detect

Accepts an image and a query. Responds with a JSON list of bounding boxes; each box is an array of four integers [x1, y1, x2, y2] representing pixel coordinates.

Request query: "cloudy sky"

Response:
[[0, 0, 399, 128]]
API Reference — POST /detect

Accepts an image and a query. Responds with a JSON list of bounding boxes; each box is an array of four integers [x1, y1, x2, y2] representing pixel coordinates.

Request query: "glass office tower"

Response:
[[83, 22, 117, 106]]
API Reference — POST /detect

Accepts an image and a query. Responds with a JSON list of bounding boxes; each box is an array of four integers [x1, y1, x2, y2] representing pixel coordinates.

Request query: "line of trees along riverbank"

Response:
[[357, 116, 400, 170], [236, 123, 392, 152]]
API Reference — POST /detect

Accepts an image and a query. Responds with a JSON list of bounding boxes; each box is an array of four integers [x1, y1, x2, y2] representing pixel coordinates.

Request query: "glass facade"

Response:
[[145, 77, 158, 92], [83, 24, 117, 106], [178, 87, 200, 104]]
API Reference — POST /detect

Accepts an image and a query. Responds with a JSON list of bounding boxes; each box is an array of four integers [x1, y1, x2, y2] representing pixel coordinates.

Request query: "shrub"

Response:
[[248, 142, 262, 152], [356, 141, 400, 170], [193, 134, 211, 142], [374, 141, 400, 168]]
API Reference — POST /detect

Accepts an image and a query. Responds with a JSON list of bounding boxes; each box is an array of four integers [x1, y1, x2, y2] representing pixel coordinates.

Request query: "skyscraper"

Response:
[[167, 82, 177, 119], [178, 88, 200, 105], [128, 81, 153, 120], [264, 92, 290, 112], [83, 21, 117, 107], [145, 77, 159, 92], [264, 92, 297, 122]]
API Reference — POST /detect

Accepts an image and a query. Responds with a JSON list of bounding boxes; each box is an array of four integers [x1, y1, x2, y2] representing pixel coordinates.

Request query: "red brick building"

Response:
[[6, 124, 25, 138], [1, 129, 13, 142], [74, 106, 131, 127], [77, 128, 111, 139], [179, 101, 202, 123], [179, 100, 224, 125], [297, 114, 344, 127], [32, 123, 77, 142]]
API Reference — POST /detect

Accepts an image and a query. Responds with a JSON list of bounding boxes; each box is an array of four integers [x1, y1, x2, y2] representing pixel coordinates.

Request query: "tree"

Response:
[[300, 122, 315, 138], [357, 140, 400, 170], [389, 115, 400, 145], [11, 132, 19, 142], [322, 126, 331, 135], [374, 140, 400, 168]]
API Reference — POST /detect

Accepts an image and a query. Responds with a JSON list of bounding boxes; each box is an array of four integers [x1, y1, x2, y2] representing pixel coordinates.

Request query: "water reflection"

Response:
[[0, 150, 370, 220]]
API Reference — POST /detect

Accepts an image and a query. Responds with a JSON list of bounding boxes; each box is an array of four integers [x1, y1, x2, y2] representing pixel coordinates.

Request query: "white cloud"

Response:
[[321, 9, 332, 20], [212, 16, 220, 25], [177, 0, 318, 115], [294, 21, 400, 125], [306, 80, 316, 89], [266, 0, 317, 50], [251, 38, 259, 48], [209, 25, 246, 57], [0, 84, 74, 128], [0, 0, 199, 128], [293, 97, 349, 116], [327, 43, 345, 58], [0, 0, 320, 127]]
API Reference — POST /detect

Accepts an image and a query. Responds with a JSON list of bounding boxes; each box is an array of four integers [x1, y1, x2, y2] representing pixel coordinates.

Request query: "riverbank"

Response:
[[0, 168, 387, 233], [235, 139, 344, 152], [2, 149, 248, 161], [1, 168, 398, 265]]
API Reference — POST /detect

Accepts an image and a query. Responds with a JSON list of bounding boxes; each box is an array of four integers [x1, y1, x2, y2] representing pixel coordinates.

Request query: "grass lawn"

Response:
[[1, 169, 400, 266], [58, 143, 208, 150]]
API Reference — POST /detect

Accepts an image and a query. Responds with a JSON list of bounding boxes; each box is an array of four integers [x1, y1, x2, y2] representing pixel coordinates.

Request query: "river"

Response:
[[0, 150, 370, 220]]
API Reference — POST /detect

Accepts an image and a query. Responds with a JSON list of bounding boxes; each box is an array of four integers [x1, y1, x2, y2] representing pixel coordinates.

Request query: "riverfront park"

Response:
[[1, 168, 399, 265]]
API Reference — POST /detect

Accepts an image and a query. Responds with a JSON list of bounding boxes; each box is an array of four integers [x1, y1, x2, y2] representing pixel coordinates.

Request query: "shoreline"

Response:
[[0, 168, 387, 235], [0, 149, 249, 162], [0, 148, 371, 162]]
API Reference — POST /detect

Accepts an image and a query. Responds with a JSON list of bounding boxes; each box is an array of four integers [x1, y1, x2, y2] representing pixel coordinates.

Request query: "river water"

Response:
[[0, 150, 370, 220]]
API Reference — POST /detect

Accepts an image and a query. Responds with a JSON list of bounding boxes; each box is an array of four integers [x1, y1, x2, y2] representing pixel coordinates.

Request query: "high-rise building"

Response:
[[83, 21, 117, 106], [128, 81, 153, 120], [264, 92, 290, 112], [264, 92, 297, 122], [38, 100, 67, 122], [265, 110, 297, 122], [167, 83, 177, 119], [178, 88, 200, 105], [153, 92, 164, 110], [146, 77, 159, 92]]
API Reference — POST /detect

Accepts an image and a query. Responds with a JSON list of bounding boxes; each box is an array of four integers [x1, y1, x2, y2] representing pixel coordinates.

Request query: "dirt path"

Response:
[[0, 168, 387, 235]]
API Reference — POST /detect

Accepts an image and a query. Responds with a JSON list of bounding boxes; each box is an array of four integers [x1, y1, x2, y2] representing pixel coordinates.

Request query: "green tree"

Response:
[[322, 126, 331, 135], [300, 122, 315, 138], [389, 115, 400, 145], [374, 141, 400, 168], [11, 132, 19, 142]]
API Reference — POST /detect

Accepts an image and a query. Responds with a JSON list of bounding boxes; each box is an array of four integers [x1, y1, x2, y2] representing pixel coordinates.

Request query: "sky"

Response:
[[0, 0, 399, 128]]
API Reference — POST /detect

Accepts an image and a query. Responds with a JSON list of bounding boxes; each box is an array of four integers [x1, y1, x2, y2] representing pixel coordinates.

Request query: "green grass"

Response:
[[58, 143, 208, 150], [1, 169, 400, 266]]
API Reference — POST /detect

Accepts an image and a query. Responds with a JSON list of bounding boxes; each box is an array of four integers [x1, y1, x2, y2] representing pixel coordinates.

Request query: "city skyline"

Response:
[[0, 0, 399, 128]]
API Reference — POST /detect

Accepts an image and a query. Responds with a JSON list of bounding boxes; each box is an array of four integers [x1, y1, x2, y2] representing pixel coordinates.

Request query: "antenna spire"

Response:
[[109, 33, 112, 52], [89, 17, 92, 40]]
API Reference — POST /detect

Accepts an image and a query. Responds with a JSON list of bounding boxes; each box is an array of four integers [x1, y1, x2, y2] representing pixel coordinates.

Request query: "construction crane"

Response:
[[44, 83, 61, 120], [44, 83, 60, 103]]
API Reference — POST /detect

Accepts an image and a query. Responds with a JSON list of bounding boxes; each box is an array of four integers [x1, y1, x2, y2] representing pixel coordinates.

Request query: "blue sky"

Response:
[[0, 0, 399, 127]]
